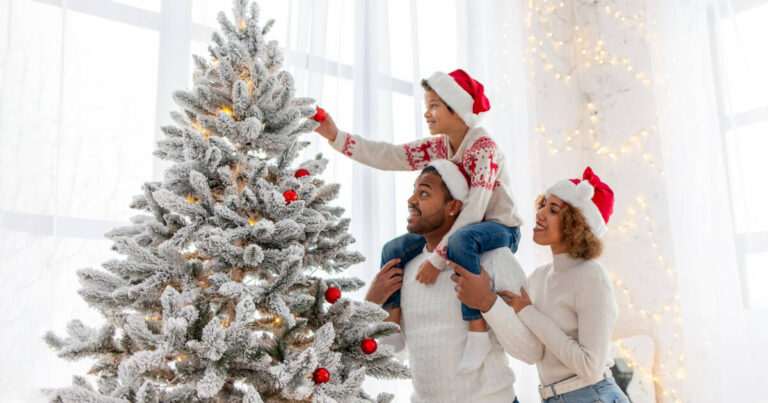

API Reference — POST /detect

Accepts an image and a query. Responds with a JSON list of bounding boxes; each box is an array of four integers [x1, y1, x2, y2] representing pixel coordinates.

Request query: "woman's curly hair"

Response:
[[536, 195, 603, 260]]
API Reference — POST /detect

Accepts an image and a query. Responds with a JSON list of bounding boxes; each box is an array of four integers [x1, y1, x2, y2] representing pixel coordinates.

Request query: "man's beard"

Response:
[[407, 208, 446, 235]]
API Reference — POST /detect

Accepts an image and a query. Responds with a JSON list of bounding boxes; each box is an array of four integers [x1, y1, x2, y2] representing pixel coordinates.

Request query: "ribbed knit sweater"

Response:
[[330, 128, 523, 270], [399, 247, 530, 402], [485, 253, 619, 386]]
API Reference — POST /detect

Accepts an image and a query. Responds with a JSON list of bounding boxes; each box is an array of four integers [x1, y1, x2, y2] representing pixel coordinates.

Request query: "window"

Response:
[[709, 0, 768, 309]]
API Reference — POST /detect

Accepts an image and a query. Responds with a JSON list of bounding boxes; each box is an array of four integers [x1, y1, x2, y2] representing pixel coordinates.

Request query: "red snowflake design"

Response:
[[462, 137, 500, 190], [403, 136, 447, 170], [342, 133, 356, 157]]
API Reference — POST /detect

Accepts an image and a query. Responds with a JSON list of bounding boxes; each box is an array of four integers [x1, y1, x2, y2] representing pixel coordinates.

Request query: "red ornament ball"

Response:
[[294, 168, 311, 178], [312, 367, 330, 384], [324, 286, 341, 303], [313, 106, 327, 122], [283, 190, 299, 204], [361, 338, 377, 355]]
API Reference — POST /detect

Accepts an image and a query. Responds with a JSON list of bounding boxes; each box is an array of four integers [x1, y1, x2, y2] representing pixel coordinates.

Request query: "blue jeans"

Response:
[[380, 222, 521, 321], [542, 377, 628, 403]]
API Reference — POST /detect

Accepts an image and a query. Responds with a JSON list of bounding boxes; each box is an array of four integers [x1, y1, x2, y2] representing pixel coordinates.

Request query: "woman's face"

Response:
[[533, 194, 566, 252]]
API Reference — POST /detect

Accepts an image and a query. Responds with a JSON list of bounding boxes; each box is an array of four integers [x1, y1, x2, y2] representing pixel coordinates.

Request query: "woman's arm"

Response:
[[516, 266, 618, 384]]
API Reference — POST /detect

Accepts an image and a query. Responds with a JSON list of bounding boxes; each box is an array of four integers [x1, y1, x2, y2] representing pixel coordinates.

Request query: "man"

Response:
[[364, 160, 542, 403]]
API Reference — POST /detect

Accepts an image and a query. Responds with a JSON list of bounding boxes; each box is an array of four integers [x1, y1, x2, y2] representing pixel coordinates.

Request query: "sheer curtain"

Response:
[[648, 0, 768, 401], [0, 0, 534, 401]]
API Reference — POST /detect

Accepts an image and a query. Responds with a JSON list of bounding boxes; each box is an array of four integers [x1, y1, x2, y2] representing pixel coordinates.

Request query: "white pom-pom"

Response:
[[575, 181, 594, 201]]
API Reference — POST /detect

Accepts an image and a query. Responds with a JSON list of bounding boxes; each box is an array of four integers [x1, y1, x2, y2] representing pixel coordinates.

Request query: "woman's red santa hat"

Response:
[[426, 69, 491, 128], [545, 167, 614, 238]]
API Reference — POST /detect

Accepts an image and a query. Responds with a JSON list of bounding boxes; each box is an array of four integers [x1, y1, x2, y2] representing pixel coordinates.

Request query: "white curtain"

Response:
[[0, 0, 535, 401], [648, 0, 768, 401]]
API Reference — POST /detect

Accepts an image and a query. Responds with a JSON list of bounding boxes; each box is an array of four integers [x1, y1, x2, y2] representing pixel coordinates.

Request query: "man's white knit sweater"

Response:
[[330, 128, 523, 270], [398, 247, 535, 402], [482, 253, 619, 386]]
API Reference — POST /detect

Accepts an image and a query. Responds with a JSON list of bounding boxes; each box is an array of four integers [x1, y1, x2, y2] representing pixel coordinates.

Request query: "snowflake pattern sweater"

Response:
[[329, 127, 523, 269]]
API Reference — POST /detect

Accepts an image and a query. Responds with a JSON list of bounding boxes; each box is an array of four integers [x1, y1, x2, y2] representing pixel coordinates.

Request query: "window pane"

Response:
[[388, 0, 414, 81], [718, 3, 768, 114], [0, 1, 63, 215], [111, 0, 161, 12], [56, 11, 159, 221], [726, 120, 768, 233], [416, 0, 458, 76], [745, 251, 768, 309], [392, 93, 417, 231]]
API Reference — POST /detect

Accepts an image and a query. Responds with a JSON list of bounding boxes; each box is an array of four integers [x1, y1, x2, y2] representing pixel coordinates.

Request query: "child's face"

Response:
[[423, 90, 465, 135]]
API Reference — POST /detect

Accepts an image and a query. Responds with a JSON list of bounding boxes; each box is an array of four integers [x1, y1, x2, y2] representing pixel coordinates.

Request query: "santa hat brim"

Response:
[[428, 160, 469, 203], [426, 72, 482, 128], [546, 179, 608, 238]]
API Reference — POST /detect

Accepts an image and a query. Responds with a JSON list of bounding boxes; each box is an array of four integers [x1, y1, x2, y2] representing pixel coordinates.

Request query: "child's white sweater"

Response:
[[330, 127, 523, 269]]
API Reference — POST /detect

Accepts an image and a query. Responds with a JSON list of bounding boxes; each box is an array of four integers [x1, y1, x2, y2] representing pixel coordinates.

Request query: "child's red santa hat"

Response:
[[545, 167, 614, 238], [427, 159, 470, 204], [426, 69, 490, 128]]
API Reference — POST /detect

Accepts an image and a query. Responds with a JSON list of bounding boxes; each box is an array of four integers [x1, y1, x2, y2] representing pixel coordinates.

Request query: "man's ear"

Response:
[[449, 200, 462, 216]]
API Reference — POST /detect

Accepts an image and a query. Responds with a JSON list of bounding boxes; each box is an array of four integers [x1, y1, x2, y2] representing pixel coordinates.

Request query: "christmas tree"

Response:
[[44, 1, 408, 401]]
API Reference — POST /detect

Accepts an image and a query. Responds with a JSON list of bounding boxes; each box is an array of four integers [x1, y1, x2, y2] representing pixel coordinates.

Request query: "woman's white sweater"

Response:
[[483, 253, 619, 385]]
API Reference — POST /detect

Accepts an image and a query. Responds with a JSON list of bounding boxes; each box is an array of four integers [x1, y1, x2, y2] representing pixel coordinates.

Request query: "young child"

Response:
[[315, 69, 523, 374]]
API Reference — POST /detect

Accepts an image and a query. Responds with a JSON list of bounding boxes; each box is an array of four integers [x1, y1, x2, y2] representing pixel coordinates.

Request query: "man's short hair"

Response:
[[420, 166, 454, 202]]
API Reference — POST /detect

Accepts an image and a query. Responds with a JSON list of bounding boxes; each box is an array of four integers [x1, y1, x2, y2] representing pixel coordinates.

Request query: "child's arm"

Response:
[[428, 136, 501, 270], [315, 113, 447, 171]]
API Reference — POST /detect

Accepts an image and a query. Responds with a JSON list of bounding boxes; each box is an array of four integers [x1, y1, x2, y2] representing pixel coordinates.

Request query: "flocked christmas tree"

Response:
[[44, 1, 408, 401]]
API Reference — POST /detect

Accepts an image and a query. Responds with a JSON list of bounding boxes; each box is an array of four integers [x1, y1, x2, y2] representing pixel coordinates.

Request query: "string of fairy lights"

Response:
[[524, 0, 687, 401]]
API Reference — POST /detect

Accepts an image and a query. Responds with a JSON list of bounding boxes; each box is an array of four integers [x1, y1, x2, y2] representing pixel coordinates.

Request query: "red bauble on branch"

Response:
[[313, 106, 327, 122], [324, 286, 341, 303], [312, 367, 330, 384], [283, 190, 298, 204], [361, 338, 377, 355], [294, 169, 310, 178]]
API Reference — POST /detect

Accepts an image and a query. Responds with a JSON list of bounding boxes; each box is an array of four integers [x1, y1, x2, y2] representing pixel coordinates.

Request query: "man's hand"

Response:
[[497, 288, 532, 314], [314, 112, 339, 142], [449, 261, 496, 312], [364, 258, 403, 305], [415, 260, 439, 285]]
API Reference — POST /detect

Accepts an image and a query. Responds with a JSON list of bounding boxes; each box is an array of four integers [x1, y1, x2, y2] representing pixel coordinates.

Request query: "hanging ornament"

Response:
[[324, 286, 341, 303], [313, 106, 327, 122], [294, 168, 310, 178], [283, 190, 298, 204], [312, 367, 330, 384], [361, 338, 377, 355]]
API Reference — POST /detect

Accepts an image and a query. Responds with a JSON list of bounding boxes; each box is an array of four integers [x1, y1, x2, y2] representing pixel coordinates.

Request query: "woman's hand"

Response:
[[364, 258, 403, 305], [448, 261, 496, 312], [314, 112, 339, 142], [497, 288, 533, 314]]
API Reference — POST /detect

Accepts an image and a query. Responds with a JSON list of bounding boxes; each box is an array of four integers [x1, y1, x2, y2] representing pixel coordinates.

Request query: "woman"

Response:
[[450, 167, 629, 403]]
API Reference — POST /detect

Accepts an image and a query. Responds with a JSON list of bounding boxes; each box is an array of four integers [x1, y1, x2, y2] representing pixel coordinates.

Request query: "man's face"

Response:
[[406, 172, 452, 234]]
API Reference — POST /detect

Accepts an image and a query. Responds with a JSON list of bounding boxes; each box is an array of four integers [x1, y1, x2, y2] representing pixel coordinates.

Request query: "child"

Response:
[[315, 69, 523, 374]]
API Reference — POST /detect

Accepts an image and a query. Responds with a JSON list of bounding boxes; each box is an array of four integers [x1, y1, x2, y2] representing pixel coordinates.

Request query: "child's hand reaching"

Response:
[[314, 109, 338, 142], [415, 260, 440, 285]]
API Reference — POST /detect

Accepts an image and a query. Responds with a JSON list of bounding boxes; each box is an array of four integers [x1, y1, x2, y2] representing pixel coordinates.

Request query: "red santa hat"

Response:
[[425, 69, 491, 128], [427, 159, 470, 203], [545, 167, 614, 238]]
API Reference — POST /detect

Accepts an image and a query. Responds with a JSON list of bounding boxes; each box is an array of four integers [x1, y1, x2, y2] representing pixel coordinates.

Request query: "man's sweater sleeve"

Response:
[[427, 137, 501, 269], [517, 265, 619, 384], [330, 130, 447, 171]]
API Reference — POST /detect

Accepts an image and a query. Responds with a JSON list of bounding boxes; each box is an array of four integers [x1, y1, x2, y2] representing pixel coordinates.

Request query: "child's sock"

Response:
[[456, 331, 492, 374]]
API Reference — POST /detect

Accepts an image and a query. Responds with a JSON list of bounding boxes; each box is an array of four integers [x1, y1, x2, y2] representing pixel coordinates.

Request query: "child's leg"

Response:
[[379, 233, 427, 315], [449, 222, 519, 374]]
